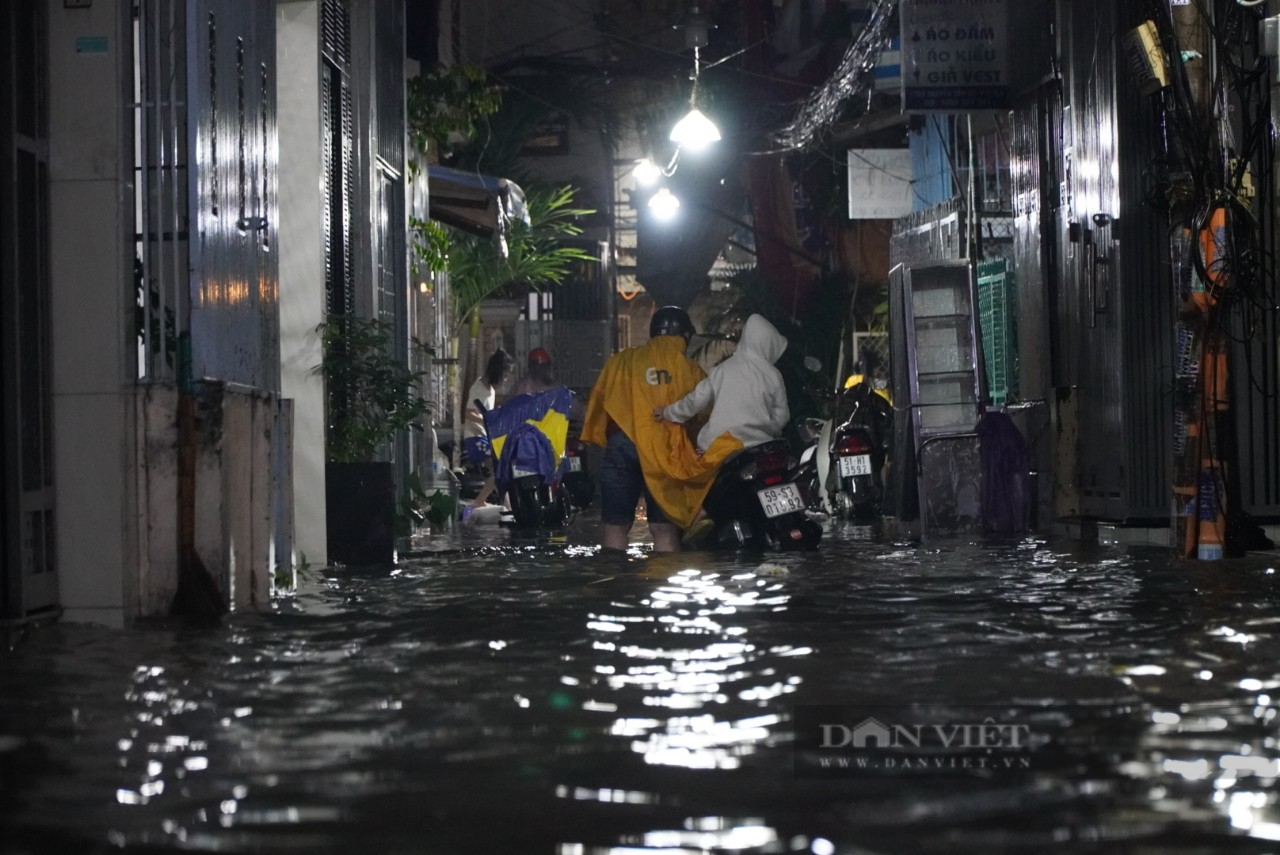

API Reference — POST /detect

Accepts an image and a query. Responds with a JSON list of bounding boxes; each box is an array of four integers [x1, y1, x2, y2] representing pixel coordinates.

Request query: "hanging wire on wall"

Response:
[[772, 0, 899, 150]]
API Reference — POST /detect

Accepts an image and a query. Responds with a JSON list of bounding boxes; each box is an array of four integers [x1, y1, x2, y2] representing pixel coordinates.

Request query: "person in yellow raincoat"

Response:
[[582, 306, 721, 552]]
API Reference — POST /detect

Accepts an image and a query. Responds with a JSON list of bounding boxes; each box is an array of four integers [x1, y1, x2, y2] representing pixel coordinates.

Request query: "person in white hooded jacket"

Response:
[[656, 313, 790, 453]]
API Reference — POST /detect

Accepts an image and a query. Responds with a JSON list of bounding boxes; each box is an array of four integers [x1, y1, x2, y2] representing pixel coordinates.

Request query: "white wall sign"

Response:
[[847, 149, 914, 220], [902, 0, 1010, 111]]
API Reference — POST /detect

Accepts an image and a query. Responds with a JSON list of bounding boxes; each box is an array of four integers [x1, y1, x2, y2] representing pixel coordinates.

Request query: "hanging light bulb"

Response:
[[632, 158, 662, 185], [648, 187, 680, 220], [669, 37, 720, 152], [669, 107, 721, 150]]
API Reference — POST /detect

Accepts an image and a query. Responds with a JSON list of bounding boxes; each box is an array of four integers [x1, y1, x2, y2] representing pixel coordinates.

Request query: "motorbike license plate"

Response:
[[838, 454, 872, 478], [757, 483, 805, 518], [567, 456, 582, 472]]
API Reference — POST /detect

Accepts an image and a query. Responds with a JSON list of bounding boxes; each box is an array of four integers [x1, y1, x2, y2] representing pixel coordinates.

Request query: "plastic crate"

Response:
[[976, 258, 1018, 405]]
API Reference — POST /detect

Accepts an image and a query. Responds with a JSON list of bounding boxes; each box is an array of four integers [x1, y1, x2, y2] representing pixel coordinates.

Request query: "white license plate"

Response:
[[757, 483, 805, 518], [567, 456, 582, 472], [838, 454, 872, 478]]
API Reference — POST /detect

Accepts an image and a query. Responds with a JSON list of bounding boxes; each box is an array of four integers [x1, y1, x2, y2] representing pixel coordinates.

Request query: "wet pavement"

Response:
[[2, 509, 1280, 854]]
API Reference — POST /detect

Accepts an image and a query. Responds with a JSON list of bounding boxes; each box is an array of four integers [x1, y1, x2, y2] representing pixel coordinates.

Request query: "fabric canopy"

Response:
[[427, 165, 529, 239]]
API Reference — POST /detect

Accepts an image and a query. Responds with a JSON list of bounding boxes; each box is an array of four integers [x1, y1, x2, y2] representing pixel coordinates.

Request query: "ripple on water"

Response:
[[2, 530, 1280, 853]]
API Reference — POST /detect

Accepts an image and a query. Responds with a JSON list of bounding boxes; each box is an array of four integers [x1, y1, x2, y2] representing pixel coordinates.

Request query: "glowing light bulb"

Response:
[[669, 108, 721, 150], [632, 158, 662, 185], [648, 188, 680, 220]]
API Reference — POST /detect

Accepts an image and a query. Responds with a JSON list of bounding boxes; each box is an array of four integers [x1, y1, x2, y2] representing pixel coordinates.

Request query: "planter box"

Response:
[[326, 461, 396, 565]]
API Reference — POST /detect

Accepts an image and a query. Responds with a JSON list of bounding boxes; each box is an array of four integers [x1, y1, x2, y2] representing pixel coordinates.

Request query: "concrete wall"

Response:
[[276, 0, 328, 566], [47, 0, 135, 626], [133, 384, 283, 616], [47, 0, 293, 624]]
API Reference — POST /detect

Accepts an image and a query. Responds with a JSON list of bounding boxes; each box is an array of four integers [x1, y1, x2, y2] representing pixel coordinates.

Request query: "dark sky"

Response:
[[404, 0, 440, 66]]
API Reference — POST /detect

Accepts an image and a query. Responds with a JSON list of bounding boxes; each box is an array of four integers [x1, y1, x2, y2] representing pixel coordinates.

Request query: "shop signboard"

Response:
[[901, 0, 1009, 111]]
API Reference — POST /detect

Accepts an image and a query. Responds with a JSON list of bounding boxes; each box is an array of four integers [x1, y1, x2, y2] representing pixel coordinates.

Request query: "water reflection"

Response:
[[584, 566, 801, 771], [3, 526, 1280, 853]]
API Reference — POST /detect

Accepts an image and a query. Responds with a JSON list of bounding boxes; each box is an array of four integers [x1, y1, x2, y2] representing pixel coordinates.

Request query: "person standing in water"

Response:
[[581, 307, 705, 553]]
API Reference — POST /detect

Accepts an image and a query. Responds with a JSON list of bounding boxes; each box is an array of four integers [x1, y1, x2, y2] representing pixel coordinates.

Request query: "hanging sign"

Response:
[[847, 149, 914, 220], [901, 0, 1010, 111]]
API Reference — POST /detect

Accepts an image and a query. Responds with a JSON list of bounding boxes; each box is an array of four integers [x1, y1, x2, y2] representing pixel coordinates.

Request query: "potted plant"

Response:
[[315, 315, 435, 564]]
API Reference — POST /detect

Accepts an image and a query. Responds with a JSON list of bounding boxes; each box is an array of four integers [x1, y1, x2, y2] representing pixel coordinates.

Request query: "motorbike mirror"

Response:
[[796, 418, 824, 444], [803, 356, 822, 373]]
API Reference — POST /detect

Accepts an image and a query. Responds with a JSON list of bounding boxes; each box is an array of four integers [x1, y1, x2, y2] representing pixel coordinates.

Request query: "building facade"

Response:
[[1, 0, 416, 627]]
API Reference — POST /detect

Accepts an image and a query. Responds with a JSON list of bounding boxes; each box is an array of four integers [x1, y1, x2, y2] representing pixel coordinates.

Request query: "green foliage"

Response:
[[405, 64, 598, 332], [272, 563, 292, 593], [396, 470, 459, 536], [272, 552, 313, 596], [868, 284, 890, 330], [409, 216, 451, 274], [314, 316, 435, 463], [407, 65, 502, 163], [410, 183, 596, 333]]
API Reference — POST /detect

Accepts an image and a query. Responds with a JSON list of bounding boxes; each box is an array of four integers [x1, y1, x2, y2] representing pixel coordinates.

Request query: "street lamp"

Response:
[[633, 6, 721, 220], [670, 6, 720, 151]]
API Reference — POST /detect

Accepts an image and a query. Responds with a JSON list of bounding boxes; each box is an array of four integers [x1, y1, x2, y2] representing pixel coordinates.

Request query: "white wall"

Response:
[[276, 0, 328, 566], [46, 0, 134, 626]]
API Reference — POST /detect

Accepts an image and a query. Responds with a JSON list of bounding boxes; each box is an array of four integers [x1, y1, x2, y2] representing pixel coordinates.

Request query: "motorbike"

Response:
[[559, 428, 594, 511], [792, 417, 827, 515], [698, 439, 823, 551], [481, 386, 578, 529], [817, 380, 893, 520]]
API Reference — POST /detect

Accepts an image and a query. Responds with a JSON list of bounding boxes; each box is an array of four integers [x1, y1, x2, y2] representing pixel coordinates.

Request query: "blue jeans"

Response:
[[599, 430, 670, 526]]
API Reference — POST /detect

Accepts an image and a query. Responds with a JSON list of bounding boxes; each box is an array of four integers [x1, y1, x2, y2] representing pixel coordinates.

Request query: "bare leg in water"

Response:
[[602, 521, 681, 552]]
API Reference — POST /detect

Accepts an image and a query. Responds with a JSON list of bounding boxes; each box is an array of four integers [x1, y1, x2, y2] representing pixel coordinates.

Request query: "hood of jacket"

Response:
[[737, 314, 787, 365]]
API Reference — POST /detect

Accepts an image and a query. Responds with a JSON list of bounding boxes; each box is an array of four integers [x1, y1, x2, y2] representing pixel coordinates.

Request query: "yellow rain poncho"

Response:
[[582, 335, 742, 528]]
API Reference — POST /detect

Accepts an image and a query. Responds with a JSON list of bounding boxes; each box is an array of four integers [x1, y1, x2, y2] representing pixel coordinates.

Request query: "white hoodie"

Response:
[[662, 314, 790, 451]]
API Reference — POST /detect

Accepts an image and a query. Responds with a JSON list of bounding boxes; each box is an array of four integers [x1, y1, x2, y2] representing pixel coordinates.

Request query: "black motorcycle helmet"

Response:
[[649, 306, 695, 343]]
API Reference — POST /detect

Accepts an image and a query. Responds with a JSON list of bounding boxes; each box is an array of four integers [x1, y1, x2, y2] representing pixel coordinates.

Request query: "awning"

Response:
[[427, 165, 529, 239]]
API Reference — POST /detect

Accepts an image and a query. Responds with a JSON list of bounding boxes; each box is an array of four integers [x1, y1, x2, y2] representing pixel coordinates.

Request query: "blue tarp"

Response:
[[482, 386, 576, 491]]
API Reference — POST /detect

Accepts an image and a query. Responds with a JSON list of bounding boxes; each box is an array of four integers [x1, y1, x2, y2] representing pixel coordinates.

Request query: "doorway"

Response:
[[1, 0, 58, 622]]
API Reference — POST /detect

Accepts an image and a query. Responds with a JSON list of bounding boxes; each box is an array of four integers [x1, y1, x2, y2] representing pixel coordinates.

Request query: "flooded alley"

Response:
[[3, 515, 1280, 854]]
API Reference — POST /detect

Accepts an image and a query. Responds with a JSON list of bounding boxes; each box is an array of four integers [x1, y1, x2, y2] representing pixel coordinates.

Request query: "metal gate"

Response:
[[1, 0, 58, 622], [514, 320, 613, 400], [1058, 0, 1173, 522]]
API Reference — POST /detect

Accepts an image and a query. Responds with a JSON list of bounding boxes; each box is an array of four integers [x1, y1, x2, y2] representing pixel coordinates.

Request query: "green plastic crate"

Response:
[[976, 258, 1018, 405]]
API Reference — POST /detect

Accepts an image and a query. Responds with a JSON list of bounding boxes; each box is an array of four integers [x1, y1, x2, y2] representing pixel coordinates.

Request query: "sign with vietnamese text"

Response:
[[902, 0, 1009, 111]]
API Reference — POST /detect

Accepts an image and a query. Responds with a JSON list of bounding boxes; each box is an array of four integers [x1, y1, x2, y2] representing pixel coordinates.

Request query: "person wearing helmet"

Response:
[[581, 306, 705, 552], [511, 347, 556, 397]]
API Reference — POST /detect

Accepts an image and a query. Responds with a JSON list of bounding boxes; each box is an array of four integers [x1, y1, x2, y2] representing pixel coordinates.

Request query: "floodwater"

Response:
[[2, 512, 1279, 854]]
